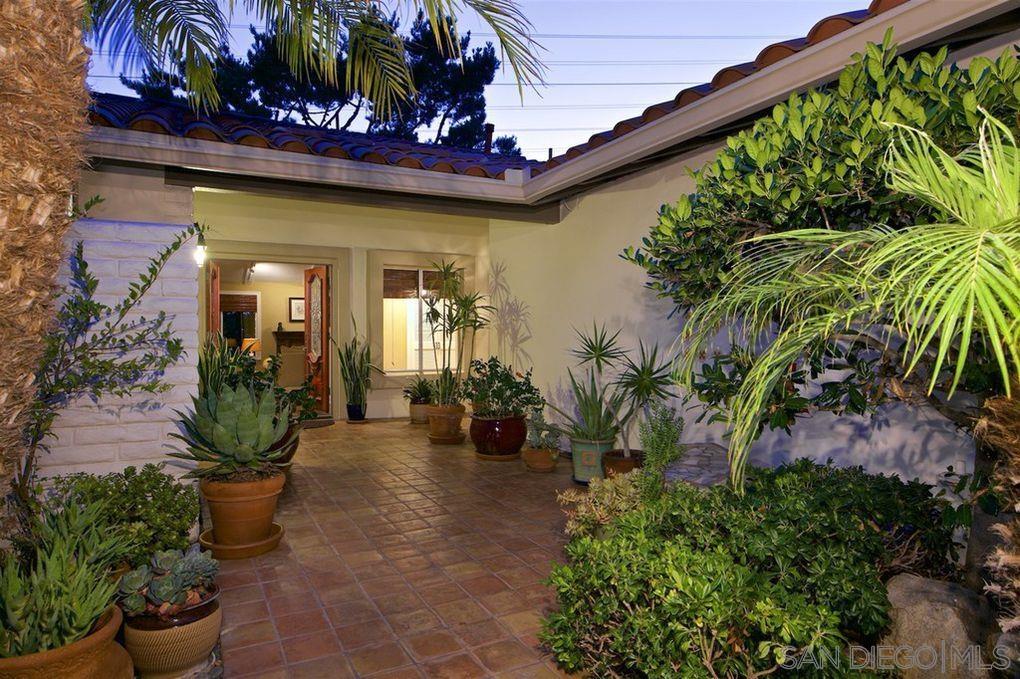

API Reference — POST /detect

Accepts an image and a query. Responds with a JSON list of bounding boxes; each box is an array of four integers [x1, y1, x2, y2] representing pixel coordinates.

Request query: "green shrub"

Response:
[[544, 460, 959, 675], [53, 464, 198, 567]]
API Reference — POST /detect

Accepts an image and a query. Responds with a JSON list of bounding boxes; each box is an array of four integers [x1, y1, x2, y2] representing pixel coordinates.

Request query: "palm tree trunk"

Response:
[[0, 0, 90, 511]]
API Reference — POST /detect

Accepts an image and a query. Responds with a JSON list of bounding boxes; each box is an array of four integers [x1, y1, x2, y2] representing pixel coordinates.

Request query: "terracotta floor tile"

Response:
[[335, 617, 395, 650], [404, 630, 463, 661], [474, 639, 544, 673], [421, 653, 489, 679], [282, 630, 342, 664], [222, 640, 285, 676], [348, 641, 413, 676], [217, 420, 576, 678]]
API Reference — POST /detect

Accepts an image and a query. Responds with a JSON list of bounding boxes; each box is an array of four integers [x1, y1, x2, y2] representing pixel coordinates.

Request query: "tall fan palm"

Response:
[[678, 113, 1020, 491], [0, 0, 541, 502]]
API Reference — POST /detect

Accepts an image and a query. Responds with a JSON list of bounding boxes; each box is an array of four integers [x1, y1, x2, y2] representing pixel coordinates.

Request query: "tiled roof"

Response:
[[88, 92, 542, 180], [89, 0, 907, 180], [533, 0, 908, 175]]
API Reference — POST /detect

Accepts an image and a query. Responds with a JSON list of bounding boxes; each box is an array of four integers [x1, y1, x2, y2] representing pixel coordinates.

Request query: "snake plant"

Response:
[[169, 383, 293, 479]]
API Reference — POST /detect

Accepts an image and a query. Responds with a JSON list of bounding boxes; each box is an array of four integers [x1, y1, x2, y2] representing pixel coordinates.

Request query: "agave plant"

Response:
[[678, 112, 1020, 490], [169, 384, 293, 479]]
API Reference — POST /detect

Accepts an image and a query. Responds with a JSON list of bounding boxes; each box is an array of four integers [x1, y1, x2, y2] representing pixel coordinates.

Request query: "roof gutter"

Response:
[[521, 0, 1019, 204]]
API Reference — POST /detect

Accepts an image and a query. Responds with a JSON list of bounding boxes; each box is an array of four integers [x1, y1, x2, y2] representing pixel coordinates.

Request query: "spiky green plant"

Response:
[[169, 384, 292, 479], [547, 368, 625, 443], [335, 319, 377, 408], [678, 112, 1020, 490], [402, 375, 434, 405]]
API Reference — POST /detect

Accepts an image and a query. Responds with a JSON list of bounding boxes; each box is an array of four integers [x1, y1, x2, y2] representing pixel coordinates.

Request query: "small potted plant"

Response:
[[462, 357, 543, 460], [118, 548, 221, 679], [522, 407, 561, 472], [547, 367, 624, 484], [335, 321, 376, 422], [403, 375, 434, 424], [169, 383, 294, 559]]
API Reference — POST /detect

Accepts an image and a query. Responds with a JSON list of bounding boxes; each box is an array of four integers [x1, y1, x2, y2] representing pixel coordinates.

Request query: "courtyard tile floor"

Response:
[[217, 419, 576, 678]]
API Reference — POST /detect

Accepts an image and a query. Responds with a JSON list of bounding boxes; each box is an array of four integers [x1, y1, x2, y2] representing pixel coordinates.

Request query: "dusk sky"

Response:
[[86, 0, 862, 160]]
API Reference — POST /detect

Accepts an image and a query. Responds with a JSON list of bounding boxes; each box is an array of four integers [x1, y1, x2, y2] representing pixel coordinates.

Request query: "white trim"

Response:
[[85, 0, 1017, 206]]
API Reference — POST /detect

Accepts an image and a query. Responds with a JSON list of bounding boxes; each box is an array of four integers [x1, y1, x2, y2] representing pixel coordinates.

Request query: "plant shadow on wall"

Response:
[[489, 261, 533, 368]]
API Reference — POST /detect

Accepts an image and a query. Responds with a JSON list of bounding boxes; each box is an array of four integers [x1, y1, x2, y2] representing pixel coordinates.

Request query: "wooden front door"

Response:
[[304, 266, 330, 413], [206, 260, 221, 337]]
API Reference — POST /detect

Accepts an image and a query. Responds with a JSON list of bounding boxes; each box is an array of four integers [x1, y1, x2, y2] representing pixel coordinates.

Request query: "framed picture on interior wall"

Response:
[[289, 297, 305, 322]]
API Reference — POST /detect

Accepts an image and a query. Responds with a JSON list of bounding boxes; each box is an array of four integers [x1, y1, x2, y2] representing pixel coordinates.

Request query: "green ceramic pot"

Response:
[[569, 438, 615, 484]]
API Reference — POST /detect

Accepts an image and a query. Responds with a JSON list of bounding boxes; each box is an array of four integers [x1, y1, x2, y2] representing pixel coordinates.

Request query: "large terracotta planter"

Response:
[[569, 438, 615, 484], [0, 606, 131, 679], [522, 447, 559, 473], [427, 404, 466, 444], [470, 415, 527, 460], [602, 449, 645, 478], [123, 588, 222, 679], [409, 402, 430, 425], [199, 473, 285, 559]]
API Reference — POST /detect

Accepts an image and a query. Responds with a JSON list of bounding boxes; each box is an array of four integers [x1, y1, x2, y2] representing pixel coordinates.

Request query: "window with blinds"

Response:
[[382, 268, 458, 373]]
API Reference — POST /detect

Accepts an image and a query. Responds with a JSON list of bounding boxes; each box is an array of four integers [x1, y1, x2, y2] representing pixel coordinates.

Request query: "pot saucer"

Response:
[[199, 523, 284, 560], [428, 433, 466, 444], [474, 451, 521, 462]]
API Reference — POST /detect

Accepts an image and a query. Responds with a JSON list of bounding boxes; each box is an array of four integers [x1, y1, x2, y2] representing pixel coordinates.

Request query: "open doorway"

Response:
[[206, 259, 332, 421]]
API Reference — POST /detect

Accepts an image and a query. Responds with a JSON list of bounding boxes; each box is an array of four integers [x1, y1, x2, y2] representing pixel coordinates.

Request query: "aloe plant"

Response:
[[547, 368, 624, 442], [169, 384, 293, 479]]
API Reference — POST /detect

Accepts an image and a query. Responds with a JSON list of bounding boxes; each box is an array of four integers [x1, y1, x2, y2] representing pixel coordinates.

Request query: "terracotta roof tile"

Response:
[[88, 92, 540, 179], [90, 2, 902, 180]]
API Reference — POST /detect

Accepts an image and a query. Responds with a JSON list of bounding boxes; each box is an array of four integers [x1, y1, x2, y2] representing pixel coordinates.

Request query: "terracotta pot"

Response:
[[268, 422, 303, 465], [602, 449, 645, 478], [409, 402, 430, 424], [569, 439, 615, 484], [426, 404, 466, 444], [522, 447, 559, 473], [0, 606, 131, 679], [123, 588, 222, 679], [470, 415, 527, 459], [200, 473, 285, 547]]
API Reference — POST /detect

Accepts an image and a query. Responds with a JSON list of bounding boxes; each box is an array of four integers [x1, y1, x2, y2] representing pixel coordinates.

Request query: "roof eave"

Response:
[[86, 127, 530, 204], [520, 0, 1016, 204]]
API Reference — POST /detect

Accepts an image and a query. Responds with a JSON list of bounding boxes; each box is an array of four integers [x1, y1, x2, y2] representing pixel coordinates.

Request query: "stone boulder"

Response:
[[881, 574, 998, 678]]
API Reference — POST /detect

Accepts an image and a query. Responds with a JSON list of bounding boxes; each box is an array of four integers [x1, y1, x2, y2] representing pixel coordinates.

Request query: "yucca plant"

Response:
[[678, 112, 1020, 490], [169, 384, 293, 479]]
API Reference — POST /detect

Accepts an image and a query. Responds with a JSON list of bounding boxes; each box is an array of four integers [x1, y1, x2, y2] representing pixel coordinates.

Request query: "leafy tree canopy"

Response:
[[623, 32, 1020, 474], [122, 14, 522, 156]]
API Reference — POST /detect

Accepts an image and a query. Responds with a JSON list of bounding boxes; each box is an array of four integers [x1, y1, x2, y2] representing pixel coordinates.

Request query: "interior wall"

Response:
[[219, 277, 306, 387], [489, 144, 975, 486], [194, 189, 491, 419]]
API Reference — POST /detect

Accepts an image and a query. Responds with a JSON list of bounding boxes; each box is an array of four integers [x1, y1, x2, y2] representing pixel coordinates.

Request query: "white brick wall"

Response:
[[41, 219, 201, 478]]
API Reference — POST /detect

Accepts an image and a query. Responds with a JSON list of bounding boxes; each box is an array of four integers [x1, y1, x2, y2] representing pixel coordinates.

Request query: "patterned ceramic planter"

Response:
[[569, 438, 615, 484], [123, 588, 222, 679]]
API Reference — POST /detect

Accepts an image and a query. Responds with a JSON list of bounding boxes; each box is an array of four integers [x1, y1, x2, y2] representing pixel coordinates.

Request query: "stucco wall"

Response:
[[489, 146, 975, 485], [43, 217, 201, 478]]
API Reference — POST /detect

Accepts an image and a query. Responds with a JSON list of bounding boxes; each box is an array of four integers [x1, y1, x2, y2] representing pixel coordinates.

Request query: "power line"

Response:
[[215, 25, 790, 40], [88, 73, 701, 86]]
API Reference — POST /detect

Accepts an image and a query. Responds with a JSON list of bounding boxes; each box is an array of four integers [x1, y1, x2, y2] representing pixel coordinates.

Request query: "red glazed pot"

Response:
[[469, 415, 527, 460]]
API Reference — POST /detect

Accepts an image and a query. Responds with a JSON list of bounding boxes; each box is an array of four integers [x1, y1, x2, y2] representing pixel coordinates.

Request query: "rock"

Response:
[[987, 632, 1020, 678], [881, 574, 998, 678], [662, 442, 728, 487]]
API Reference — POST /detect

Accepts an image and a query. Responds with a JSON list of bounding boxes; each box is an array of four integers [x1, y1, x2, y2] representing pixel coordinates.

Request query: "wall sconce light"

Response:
[[193, 232, 207, 267]]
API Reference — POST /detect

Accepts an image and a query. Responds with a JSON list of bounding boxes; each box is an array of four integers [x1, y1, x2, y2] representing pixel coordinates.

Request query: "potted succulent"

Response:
[[462, 357, 543, 460], [335, 320, 377, 422], [522, 407, 561, 472], [0, 501, 137, 677], [169, 383, 294, 559], [198, 337, 316, 466], [403, 375, 434, 424], [118, 548, 221, 679], [423, 260, 490, 444]]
